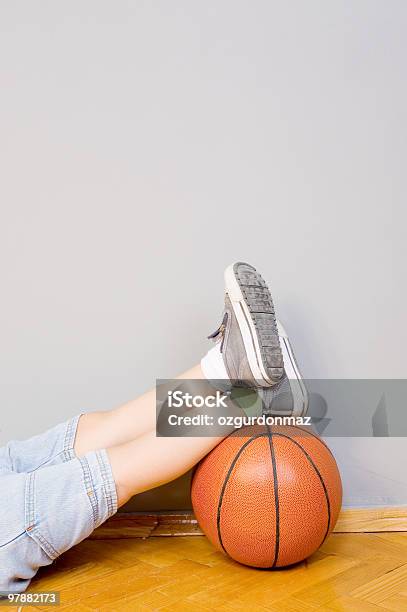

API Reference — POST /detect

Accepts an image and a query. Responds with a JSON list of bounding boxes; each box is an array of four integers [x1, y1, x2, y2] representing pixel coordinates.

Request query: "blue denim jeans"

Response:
[[0, 415, 118, 592]]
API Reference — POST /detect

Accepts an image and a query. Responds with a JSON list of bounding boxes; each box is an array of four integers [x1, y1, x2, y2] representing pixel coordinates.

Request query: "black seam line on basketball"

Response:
[[216, 433, 269, 555], [266, 425, 280, 568], [273, 433, 332, 545]]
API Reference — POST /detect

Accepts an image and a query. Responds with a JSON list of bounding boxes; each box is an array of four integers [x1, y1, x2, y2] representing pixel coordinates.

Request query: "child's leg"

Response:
[[1, 364, 206, 474], [107, 429, 228, 507], [75, 365, 244, 506], [73, 364, 203, 456]]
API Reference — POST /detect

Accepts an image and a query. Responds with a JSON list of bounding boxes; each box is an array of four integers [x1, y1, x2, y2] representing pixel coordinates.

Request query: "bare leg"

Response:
[[73, 364, 243, 506], [108, 430, 227, 507], [73, 364, 203, 456]]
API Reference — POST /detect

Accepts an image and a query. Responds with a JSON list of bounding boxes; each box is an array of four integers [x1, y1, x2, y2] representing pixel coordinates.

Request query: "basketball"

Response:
[[191, 424, 342, 568]]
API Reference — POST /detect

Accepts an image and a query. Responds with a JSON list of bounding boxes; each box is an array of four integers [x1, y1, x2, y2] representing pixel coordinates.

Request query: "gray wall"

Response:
[[1, 1, 406, 507]]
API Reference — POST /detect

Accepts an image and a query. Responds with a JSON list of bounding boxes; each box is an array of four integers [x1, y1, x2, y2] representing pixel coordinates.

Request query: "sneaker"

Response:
[[268, 320, 309, 416], [208, 262, 284, 387]]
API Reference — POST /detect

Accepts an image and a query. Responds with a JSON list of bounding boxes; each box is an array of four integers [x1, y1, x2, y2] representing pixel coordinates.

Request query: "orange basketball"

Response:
[[191, 424, 342, 568]]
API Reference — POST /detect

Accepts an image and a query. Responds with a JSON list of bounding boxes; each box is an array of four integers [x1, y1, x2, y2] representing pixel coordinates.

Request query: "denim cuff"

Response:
[[62, 413, 83, 462], [79, 448, 118, 528]]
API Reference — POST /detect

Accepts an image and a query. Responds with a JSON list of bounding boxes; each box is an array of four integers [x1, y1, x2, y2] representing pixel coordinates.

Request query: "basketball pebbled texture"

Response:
[[191, 425, 342, 568]]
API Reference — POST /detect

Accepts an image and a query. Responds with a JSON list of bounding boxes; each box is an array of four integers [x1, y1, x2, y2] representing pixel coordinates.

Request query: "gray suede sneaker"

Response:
[[208, 262, 284, 387]]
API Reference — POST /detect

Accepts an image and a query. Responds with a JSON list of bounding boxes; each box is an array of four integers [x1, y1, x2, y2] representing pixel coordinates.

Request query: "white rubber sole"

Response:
[[277, 320, 309, 416]]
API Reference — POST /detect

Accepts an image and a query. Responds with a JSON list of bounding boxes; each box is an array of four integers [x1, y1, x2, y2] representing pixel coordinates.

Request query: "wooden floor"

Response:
[[19, 532, 407, 611]]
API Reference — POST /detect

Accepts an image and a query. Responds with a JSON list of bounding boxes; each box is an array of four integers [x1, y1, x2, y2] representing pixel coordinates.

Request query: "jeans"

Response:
[[0, 415, 117, 592]]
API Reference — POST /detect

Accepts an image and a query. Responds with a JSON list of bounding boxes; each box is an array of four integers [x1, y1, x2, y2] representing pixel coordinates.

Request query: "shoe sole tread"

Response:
[[234, 262, 284, 383]]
